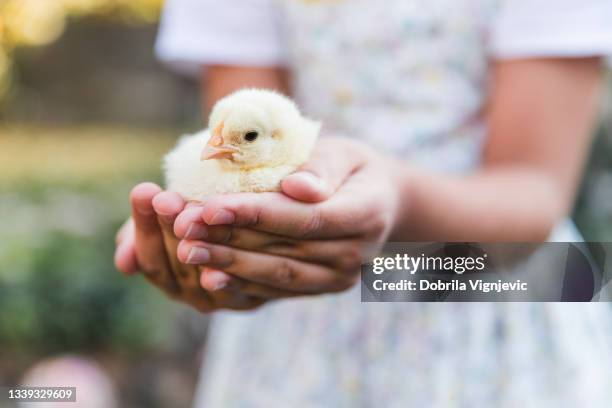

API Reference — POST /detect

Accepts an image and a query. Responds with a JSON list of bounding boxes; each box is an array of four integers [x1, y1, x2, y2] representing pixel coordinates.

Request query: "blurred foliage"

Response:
[[0, 125, 174, 185], [0, 0, 164, 99], [0, 125, 183, 357]]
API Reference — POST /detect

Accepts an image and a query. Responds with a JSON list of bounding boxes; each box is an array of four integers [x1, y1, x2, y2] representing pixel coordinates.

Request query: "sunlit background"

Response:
[[0, 1, 204, 407], [0, 1, 611, 407]]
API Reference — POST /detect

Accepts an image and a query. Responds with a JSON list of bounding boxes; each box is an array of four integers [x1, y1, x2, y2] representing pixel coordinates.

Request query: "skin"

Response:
[[115, 58, 604, 311]]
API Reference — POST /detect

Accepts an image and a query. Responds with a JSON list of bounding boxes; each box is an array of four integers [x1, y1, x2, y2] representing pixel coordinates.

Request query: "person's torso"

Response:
[[277, 0, 501, 171]]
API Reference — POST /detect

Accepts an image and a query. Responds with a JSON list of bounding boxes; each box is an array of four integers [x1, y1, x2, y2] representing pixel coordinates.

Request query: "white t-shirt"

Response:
[[156, 0, 612, 173], [156, 0, 612, 73], [155, 2, 612, 407]]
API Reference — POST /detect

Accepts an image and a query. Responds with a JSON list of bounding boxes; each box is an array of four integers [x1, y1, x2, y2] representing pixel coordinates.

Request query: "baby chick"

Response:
[[164, 89, 321, 202]]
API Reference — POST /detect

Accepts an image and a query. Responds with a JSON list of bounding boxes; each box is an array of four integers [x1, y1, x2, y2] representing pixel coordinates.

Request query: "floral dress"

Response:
[[155, 0, 612, 406]]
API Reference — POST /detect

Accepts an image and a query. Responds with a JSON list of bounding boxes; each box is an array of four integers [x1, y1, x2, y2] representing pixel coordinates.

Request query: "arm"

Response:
[[170, 57, 605, 298], [202, 66, 289, 113], [121, 58, 605, 305], [393, 58, 603, 242]]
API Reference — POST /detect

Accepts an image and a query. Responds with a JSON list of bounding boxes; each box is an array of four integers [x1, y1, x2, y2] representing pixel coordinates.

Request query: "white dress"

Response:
[[156, 1, 612, 406]]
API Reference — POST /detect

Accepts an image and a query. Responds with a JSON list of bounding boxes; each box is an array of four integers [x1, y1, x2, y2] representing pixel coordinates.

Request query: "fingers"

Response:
[[201, 192, 320, 237], [281, 172, 330, 203], [115, 217, 133, 245], [114, 218, 139, 274], [130, 183, 180, 295], [198, 192, 354, 239], [196, 156, 388, 240], [281, 138, 369, 203], [131, 182, 163, 235], [176, 212, 365, 298], [152, 191, 219, 305], [179, 223, 367, 272], [115, 242, 138, 274], [200, 267, 303, 300], [177, 240, 358, 293], [174, 205, 207, 240], [125, 184, 271, 312], [174, 202, 369, 269], [198, 184, 385, 240], [174, 207, 314, 299], [199, 267, 232, 290], [151, 191, 197, 287], [151, 190, 186, 223], [177, 139, 387, 241], [152, 191, 268, 309]]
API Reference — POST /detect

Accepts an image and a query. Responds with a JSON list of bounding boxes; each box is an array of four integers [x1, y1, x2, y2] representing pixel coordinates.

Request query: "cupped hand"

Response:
[[174, 138, 402, 297], [115, 183, 281, 312]]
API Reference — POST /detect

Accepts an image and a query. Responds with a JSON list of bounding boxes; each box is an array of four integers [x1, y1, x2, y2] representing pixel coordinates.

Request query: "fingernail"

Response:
[[186, 247, 210, 264], [298, 172, 328, 192], [186, 223, 208, 239], [209, 209, 235, 225], [209, 274, 229, 291]]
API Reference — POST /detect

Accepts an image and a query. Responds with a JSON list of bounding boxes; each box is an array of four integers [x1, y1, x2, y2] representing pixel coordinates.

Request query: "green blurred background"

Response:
[[0, 1, 205, 407], [0, 1, 611, 407]]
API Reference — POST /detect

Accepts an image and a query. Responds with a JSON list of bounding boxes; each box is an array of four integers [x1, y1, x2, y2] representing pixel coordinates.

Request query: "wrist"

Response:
[[384, 159, 416, 241]]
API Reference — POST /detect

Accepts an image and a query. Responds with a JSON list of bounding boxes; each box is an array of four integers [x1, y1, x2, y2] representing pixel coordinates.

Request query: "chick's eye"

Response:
[[244, 131, 259, 142]]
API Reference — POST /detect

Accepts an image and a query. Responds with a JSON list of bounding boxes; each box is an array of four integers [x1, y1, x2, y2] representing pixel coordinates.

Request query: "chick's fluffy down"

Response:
[[164, 129, 303, 201], [163, 89, 320, 202]]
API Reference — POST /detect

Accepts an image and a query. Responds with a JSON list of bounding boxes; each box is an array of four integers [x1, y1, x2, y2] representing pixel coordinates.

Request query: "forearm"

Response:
[[389, 58, 602, 243], [202, 66, 289, 114], [390, 164, 568, 242]]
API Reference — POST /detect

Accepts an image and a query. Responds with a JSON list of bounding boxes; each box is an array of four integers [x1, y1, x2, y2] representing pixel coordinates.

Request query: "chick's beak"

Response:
[[201, 145, 237, 160], [201, 130, 238, 161]]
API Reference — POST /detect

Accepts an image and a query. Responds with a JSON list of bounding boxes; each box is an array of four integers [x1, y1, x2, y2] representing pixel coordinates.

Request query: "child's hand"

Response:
[[115, 183, 279, 312], [116, 139, 403, 308], [173, 138, 401, 297]]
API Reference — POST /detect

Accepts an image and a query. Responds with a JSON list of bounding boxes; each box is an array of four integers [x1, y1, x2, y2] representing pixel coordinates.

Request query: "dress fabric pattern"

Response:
[[191, 1, 612, 407], [281, 0, 496, 173]]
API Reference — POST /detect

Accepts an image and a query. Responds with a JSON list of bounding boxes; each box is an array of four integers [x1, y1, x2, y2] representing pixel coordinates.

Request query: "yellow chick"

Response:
[[164, 88, 321, 202]]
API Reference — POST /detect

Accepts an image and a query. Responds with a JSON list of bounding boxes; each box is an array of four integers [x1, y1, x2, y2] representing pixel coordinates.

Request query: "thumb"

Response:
[[281, 138, 368, 203]]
